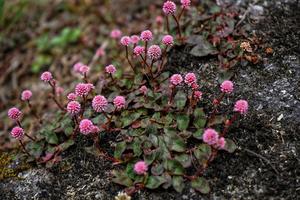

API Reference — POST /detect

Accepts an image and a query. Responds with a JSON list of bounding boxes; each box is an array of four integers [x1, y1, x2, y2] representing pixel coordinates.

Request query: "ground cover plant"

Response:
[[4, 0, 251, 197]]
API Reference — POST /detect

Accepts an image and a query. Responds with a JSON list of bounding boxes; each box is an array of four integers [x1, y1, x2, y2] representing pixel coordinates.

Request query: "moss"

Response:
[[0, 153, 30, 181]]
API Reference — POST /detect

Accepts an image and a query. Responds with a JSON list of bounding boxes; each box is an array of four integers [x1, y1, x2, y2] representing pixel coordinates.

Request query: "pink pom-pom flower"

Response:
[[133, 46, 145, 56], [75, 83, 93, 97], [156, 15, 163, 25], [120, 36, 131, 46], [40, 71, 53, 82], [73, 62, 84, 73], [162, 35, 174, 46], [234, 100, 249, 115], [110, 29, 122, 39], [193, 91, 202, 101], [215, 137, 226, 149], [92, 95, 108, 112], [163, 1, 176, 15], [191, 83, 199, 90], [91, 126, 100, 134], [184, 73, 197, 86], [140, 30, 153, 42], [96, 47, 105, 57], [79, 65, 90, 75], [139, 86, 148, 95], [130, 35, 140, 44], [134, 161, 148, 175], [67, 101, 81, 115], [147, 45, 162, 60], [105, 64, 117, 74], [181, 0, 191, 8], [79, 119, 94, 135], [10, 126, 24, 139], [8, 107, 22, 121], [170, 74, 183, 86], [21, 90, 32, 101], [113, 96, 126, 109], [203, 128, 219, 145], [220, 80, 234, 94], [67, 93, 77, 101]]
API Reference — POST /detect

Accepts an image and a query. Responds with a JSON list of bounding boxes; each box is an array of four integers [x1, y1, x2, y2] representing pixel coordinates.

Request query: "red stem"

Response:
[[125, 46, 135, 73], [171, 14, 182, 39]]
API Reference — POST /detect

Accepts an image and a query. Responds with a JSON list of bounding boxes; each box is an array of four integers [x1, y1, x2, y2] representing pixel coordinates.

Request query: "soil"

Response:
[[1, 0, 299, 200]]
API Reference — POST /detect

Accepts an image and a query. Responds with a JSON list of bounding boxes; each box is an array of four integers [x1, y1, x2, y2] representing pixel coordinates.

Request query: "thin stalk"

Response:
[[206, 92, 226, 127], [48, 81, 65, 112], [27, 100, 42, 124], [109, 74, 115, 82], [165, 16, 170, 34], [171, 14, 182, 39], [221, 112, 239, 137], [178, 7, 185, 21], [144, 41, 148, 66], [19, 140, 31, 157], [158, 46, 168, 72], [125, 46, 135, 73]]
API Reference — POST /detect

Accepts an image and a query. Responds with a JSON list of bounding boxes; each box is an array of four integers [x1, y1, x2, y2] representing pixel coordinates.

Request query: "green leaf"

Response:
[[191, 177, 210, 194], [224, 139, 237, 153], [114, 141, 126, 159], [176, 115, 190, 131], [58, 139, 74, 151], [151, 163, 164, 176], [172, 176, 185, 193], [208, 115, 225, 126], [145, 124, 158, 135], [164, 159, 185, 175], [194, 108, 205, 118], [112, 170, 133, 187], [145, 176, 167, 189], [174, 91, 187, 109], [194, 144, 211, 164], [163, 134, 186, 153], [193, 118, 206, 129], [144, 149, 158, 165], [175, 154, 192, 168], [132, 138, 142, 156], [193, 129, 204, 140]]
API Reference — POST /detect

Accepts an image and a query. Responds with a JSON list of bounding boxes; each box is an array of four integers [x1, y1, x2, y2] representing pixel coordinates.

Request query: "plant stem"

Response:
[[205, 92, 225, 127], [19, 140, 31, 157], [165, 16, 170, 34], [158, 46, 168, 73], [27, 100, 42, 124], [125, 46, 135, 73], [171, 14, 182, 39], [48, 81, 65, 112], [178, 7, 185, 21], [144, 41, 148, 66], [221, 112, 239, 137], [110, 74, 115, 82]]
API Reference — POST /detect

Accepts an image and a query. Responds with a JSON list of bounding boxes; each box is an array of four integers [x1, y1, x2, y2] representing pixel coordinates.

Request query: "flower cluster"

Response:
[[202, 128, 225, 149]]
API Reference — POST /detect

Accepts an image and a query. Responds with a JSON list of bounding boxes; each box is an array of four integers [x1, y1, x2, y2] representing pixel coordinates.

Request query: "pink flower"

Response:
[[79, 119, 94, 135], [110, 29, 122, 39], [67, 101, 81, 115], [156, 15, 163, 25], [215, 137, 226, 149], [113, 96, 126, 109], [134, 161, 148, 175], [184, 73, 197, 86], [96, 47, 105, 57], [147, 45, 162, 60], [181, 0, 191, 8], [139, 86, 148, 95], [170, 74, 183, 86], [10, 126, 24, 139], [79, 65, 90, 75], [92, 95, 108, 112], [203, 128, 219, 145], [191, 83, 199, 90], [120, 36, 131, 46], [162, 35, 174, 46], [75, 83, 93, 97], [133, 46, 145, 56], [130, 35, 140, 44], [21, 90, 32, 101], [234, 100, 249, 115], [40, 71, 53, 82], [73, 62, 84, 73], [140, 30, 153, 42], [220, 80, 234, 94], [105, 64, 117, 74], [163, 1, 176, 15], [67, 93, 77, 101], [8, 107, 22, 121], [193, 91, 202, 101], [91, 126, 100, 133]]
